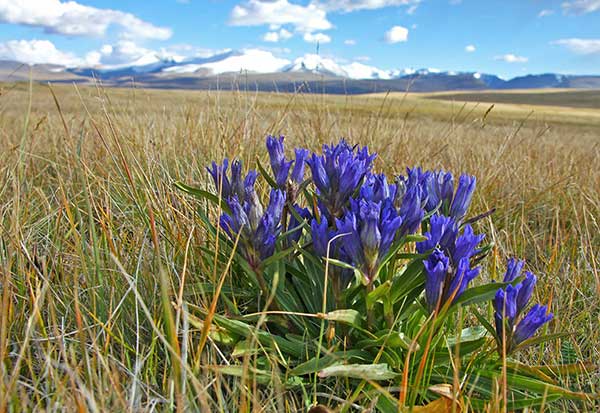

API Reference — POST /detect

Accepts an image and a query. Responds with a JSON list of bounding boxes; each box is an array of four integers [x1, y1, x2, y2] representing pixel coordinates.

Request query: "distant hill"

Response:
[[2, 54, 600, 94]]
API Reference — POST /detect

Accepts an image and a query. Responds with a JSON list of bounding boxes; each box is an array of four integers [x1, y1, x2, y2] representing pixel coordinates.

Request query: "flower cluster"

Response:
[[417, 215, 485, 312], [204, 136, 552, 349], [208, 158, 286, 269], [494, 259, 553, 353]]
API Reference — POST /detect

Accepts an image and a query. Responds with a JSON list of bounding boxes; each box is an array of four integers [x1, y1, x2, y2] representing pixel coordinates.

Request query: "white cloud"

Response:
[[384, 25, 409, 43], [465, 44, 476, 52], [230, 0, 332, 33], [0, 0, 172, 40], [354, 55, 371, 61], [561, 0, 600, 14], [344, 39, 356, 45], [263, 28, 293, 42], [316, 0, 419, 12], [538, 9, 554, 17], [303, 32, 332, 44], [0, 39, 82, 66], [494, 53, 528, 63], [552, 38, 600, 54]]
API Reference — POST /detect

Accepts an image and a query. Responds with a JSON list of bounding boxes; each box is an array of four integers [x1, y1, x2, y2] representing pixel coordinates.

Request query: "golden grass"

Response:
[[0, 81, 599, 411]]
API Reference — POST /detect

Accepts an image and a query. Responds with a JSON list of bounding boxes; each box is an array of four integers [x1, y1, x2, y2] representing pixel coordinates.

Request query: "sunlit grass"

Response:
[[0, 81, 598, 411]]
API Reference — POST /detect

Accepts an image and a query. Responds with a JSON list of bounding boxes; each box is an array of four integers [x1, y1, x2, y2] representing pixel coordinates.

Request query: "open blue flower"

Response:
[[423, 170, 476, 221], [417, 215, 484, 311], [335, 198, 402, 282], [306, 139, 376, 217], [494, 259, 553, 352], [266, 135, 294, 187], [208, 158, 257, 203], [220, 189, 286, 268]]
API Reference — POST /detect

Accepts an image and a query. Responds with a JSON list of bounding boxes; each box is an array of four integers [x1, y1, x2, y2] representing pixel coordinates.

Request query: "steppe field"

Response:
[[0, 81, 599, 411]]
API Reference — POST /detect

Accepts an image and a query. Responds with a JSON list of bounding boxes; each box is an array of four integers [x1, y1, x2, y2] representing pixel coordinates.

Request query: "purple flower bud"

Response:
[[426, 171, 454, 213], [334, 198, 402, 282], [517, 272, 536, 315], [288, 205, 311, 244], [503, 258, 525, 283], [207, 159, 232, 198], [266, 135, 293, 187], [423, 249, 450, 312], [220, 189, 286, 268], [418, 215, 483, 312], [513, 304, 553, 345], [306, 139, 376, 216], [494, 259, 553, 352], [310, 216, 333, 257], [291, 148, 309, 183], [449, 174, 476, 220]]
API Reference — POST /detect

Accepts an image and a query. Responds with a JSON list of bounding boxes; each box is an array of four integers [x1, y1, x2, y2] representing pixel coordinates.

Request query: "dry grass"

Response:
[[0, 81, 599, 411]]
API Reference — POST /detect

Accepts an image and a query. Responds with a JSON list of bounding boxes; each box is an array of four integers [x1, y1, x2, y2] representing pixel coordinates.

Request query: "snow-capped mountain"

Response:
[[3, 47, 599, 92]]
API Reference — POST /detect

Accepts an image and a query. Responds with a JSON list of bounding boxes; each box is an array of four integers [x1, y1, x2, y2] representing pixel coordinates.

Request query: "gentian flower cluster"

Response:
[[266, 135, 309, 188], [424, 170, 477, 221], [494, 259, 553, 353], [306, 139, 376, 218], [208, 158, 286, 269], [204, 137, 553, 346], [417, 215, 485, 312]]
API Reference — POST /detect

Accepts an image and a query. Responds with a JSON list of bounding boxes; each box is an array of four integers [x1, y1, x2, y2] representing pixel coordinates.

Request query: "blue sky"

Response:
[[1, 0, 599, 78]]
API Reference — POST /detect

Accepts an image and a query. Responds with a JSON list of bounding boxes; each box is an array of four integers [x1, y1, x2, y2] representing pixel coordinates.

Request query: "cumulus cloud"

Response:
[[230, 0, 332, 33], [344, 39, 356, 45], [303, 32, 332, 44], [0, 39, 82, 66], [384, 26, 409, 43], [561, 0, 600, 14], [0, 0, 172, 40], [494, 53, 528, 63], [465, 44, 476, 52], [263, 28, 293, 42], [316, 0, 419, 12], [552, 38, 600, 54]]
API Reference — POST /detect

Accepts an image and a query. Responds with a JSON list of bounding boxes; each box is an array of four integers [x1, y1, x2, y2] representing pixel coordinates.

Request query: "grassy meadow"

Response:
[[0, 81, 599, 411]]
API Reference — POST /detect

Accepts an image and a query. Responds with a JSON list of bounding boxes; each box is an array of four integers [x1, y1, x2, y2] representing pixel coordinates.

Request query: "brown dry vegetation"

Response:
[[0, 81, 599, 411]]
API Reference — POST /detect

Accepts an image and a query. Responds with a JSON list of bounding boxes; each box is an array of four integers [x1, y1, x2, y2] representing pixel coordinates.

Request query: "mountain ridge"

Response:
[[2, 50, 600, 93]]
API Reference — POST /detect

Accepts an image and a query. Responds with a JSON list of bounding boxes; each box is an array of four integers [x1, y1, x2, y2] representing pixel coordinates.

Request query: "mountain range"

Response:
[[2, 48, 600, 93]]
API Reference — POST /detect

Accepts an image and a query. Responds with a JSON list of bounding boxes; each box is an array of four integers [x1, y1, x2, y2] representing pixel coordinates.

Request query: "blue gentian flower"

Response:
[[220, 189, 286, 268], [208, 159, 257, 203], [512, 304, 554, 345], [425, 170, 454, 214], [291, 148, 309, 183], [207, 158, 233, 199], [306, 139, 376, 217], [288, 205, 311, 244], [494, 259, 553, 352], [423, 171, 476, 221], [360, 173, 397, 203], [335, 198, 402, 282], [417, 215, 484, 311], [397, 185, 425, 238], [266, 135, 294, 188], [310, 216, 335, 257], [449, 174, 476, 220]]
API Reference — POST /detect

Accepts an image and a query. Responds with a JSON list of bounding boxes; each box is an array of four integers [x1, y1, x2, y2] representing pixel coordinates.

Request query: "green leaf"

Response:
[[513, 332, 570, 352], [455, 280, 514, 307], [318, 363, 399, 380], [256, 158, 278, 188], [366, 280, 391, 308], [446, 326, 487, 346], [173, 181, 231, 214], [260, 247, 295, 269], [323, 309, 363, 327], [289, 350, 371, 376]]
